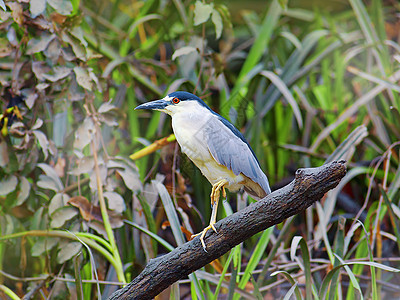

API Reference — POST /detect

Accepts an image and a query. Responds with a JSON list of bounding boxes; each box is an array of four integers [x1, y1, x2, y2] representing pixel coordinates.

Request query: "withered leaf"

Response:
[[7, 2, 24, 25], [68, 196, 123, 228]]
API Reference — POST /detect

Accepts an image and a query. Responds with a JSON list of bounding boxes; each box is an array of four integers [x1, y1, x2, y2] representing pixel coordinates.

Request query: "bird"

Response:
[[135, 91, 271, 251]]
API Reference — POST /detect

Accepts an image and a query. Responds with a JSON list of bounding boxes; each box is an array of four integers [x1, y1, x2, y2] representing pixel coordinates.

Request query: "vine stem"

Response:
[[91, 139, 126, 284]]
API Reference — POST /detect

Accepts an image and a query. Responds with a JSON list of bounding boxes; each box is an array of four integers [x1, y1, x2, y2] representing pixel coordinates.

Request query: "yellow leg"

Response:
[[192, 179, 228, 251]]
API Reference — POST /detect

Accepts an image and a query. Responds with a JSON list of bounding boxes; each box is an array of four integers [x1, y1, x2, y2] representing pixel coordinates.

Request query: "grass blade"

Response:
[[73, 253, 84, 300], [212, 249, 235, 300], [0, 284, 21, 300], [328, 218, 345, 300], [227, 0, 282, 112], [259, 70, 303, 128], [271, 271, 303, 300], [233, 227, 273, 300], [311, 69, 400, 151], [291, 236, 318, 299], [154, 180, 204, 299], [235, 0, 281, 85], [283, 282, 299, 300], [124, 220, 174, 251], [380, 186, 400, 251], [325, 125, 368, 163], [154, 180, 185, 246]]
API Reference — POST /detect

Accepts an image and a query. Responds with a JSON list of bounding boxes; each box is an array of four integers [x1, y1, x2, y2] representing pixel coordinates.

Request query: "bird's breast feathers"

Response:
[[171, 109, 246, 191], [172, 107, 214, 163]]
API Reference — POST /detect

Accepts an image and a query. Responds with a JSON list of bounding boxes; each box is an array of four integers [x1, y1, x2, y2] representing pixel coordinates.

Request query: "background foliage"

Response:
[[1, 0, 400, 299]]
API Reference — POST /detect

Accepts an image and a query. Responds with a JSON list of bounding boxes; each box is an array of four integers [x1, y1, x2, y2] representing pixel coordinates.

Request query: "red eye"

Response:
[[172, 97, 180, 104]]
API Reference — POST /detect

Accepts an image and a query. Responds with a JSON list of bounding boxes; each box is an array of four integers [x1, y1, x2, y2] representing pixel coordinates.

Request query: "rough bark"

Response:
[[109, 161, 347, 300]]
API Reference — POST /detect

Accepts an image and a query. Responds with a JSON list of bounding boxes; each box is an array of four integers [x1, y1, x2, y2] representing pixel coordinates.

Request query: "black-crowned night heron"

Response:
[[135, 91, 271, 251]]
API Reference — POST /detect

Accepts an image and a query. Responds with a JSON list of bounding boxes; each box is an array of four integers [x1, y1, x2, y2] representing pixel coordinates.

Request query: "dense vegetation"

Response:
[[1, 0, 400, 298]]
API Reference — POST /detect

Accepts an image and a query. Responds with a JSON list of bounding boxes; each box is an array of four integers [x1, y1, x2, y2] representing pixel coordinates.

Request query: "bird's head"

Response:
[[135, 91, 210, 116]]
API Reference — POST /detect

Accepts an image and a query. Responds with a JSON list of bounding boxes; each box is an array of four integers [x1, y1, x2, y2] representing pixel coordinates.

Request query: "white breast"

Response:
[[171, 104, 213, 165], [170, 102, 245, 191]]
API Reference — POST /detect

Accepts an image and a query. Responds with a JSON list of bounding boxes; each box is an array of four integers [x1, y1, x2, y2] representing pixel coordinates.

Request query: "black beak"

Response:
[[135, 99, 168, 110]]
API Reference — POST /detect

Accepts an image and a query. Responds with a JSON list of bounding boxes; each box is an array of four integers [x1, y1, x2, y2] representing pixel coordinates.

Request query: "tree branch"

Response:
[[109, 161, 347, 300]]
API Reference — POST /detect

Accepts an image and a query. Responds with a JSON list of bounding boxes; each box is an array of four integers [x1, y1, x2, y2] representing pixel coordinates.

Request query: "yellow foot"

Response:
[[191, 222, 217, 252], [192, 179, 228, 252], [210, 179, 228, 206]]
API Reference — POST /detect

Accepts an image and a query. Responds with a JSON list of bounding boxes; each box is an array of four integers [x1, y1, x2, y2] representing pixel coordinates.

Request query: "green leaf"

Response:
[[193, 1, 213, 26], [103, 191, 126, 213], [70, 0, 80, 15], [172, 46, 197, 61], [73, 66, 93, 91], [0, 175, 17, 196], [153, 180, 205, 299], [73, 117, 95, 150], [57, 241, 82, 263], [32, 130, 49, 159], [0, 0, 5, 11], [30, 0, 46, 18], [47, 0, 73, 15], [15, 177, 31, 206], [37, 163, 64, 191], [235, 0, 281, 88], [42, 66, 71, 82], [283, 282, 299, 300], [0, 140, 9, 168], [26, 34, 56, 55], [211, 9, 223, 39], [50, 207, 78, 228], [328, 218, 345, 300], [32, 237, 59, 257], [49, 193, 70, 215], [334, 254, 363, 300]]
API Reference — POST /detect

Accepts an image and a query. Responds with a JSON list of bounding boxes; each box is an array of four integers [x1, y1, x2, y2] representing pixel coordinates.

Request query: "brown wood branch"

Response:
[[109, 161, 347, 300]]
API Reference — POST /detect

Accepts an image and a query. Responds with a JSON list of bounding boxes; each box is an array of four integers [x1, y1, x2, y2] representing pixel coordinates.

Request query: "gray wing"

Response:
[[204, 116, 271, 197]]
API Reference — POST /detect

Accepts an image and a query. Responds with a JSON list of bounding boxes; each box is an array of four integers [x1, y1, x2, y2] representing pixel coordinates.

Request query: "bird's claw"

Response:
[[194, 179, 227, 251], [191, 223, 218, 252]]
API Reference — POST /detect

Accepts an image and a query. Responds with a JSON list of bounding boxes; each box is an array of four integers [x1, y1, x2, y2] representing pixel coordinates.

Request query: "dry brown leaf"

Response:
[[68, 195, 123, 228]]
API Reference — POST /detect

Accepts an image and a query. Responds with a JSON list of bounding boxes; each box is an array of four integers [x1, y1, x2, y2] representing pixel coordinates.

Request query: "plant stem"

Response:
[[91, 140, 126, 284]]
